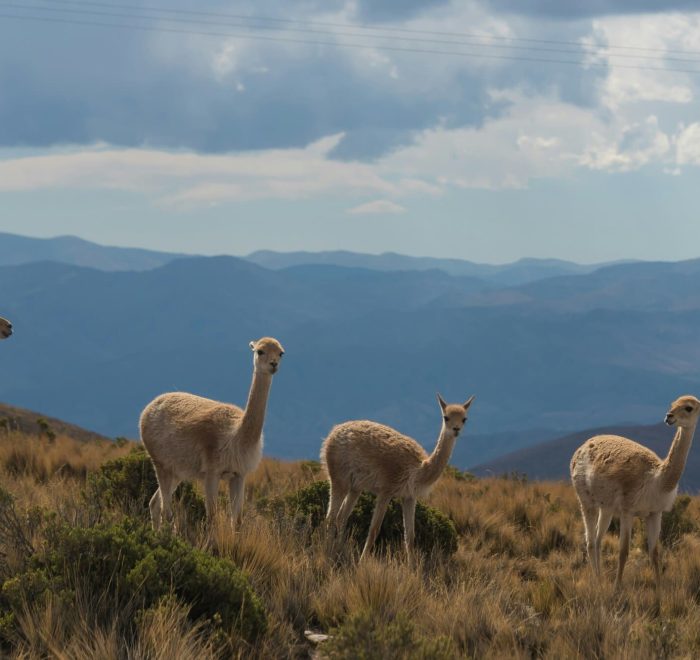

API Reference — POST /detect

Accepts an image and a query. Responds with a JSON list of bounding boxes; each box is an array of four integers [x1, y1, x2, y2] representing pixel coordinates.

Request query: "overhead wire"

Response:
[[30, 0, 700, 57], [1, 4, 699, 75], [3, 1, 700, 64]]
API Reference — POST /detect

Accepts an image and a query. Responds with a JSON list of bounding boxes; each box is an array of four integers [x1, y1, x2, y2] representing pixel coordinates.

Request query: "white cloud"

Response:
[[346, 199, 406, 215], [676, 123, 700, 165], [580, 115, 671, 172], [590, 13, 697, 109]]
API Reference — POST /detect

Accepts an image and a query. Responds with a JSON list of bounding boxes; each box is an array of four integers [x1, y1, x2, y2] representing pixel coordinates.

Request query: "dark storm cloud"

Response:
[[0, 0, 608, 158], [353, 0, 450, 22], [485, 0, 700, 18]]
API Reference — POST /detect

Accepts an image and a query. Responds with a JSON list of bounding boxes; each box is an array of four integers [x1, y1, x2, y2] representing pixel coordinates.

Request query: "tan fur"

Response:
[[321, 393, 474, 561], [139, 337, 284, 530], [0, 317, 12, 340], [570, 395, 700, 590]]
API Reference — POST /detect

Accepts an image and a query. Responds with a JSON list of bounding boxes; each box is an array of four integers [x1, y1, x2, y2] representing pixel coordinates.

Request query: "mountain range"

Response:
[[0, 232, 698, 473]]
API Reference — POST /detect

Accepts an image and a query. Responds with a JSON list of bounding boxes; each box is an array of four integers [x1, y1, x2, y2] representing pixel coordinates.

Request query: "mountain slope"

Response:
[[0, 401, 108, 443], [1, 251, 700, 467], [0, 232, 185, 271], [246, 249, 605, 285]]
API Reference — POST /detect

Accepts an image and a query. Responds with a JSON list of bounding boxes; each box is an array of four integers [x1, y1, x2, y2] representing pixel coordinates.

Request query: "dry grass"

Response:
[[3, 430, 700, 658]]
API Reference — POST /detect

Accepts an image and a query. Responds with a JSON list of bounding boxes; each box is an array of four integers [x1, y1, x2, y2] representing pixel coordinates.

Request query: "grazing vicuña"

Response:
[[321, 393, 474, 560]]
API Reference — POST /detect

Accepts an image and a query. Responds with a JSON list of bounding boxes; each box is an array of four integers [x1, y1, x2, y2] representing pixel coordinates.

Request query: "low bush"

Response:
[[284, 481, 458, 556], [322, 609, 455, 660], [661, 495, 696, 548], [86, 449, 205, 522], [0, 518, 266, 647]]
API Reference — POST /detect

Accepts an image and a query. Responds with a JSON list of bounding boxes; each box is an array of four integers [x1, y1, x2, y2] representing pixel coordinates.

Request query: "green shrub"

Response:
[[661, 495, 696, 548], [443, 465, 476, 482], [0, 519, 266, 644], [284, 481, 458, 557], [87, 449, 205, 522], [323, 610, 455, 660]]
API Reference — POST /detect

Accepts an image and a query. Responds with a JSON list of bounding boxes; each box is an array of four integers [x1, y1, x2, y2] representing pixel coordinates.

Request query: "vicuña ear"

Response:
[[463, 395, 475, 410], [437, 393, 447, 412], [249, 341, 257, 351]]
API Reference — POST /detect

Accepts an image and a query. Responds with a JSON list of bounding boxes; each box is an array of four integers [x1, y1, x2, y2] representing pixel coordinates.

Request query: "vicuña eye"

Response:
[[257, 349, 264, 356], [443, 416, 449, 422], [280, 352, 285, 357], [685, 406, 694, 413], [462, 418, 466, 423]]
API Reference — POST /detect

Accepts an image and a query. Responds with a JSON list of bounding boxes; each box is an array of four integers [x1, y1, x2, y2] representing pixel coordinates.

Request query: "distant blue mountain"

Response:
[[0, 231, 618, 286], [1, 245, 700, 469], [0, 232, 184, 271], [245, 249, 615, 285], [1, 232, 698, 467]]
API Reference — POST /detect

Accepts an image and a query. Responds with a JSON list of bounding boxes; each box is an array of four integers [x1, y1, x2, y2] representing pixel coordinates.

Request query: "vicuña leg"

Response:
[[595, 508, 614, 578], [203, 472, 219, 522], [580, 504, 600, 575], [646, 511, 662, 589], [151, 465, 178, 530], [360, 494, 391, 561], [335, 489, 360, 539], [615, 513, 633, 590], [326, 482, 347, 534], [228, 473, 245, 527], [402, 497, 416, 560]]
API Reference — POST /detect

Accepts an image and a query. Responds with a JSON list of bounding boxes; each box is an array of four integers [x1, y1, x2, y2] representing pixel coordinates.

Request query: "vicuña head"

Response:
[[140, 336, 285, 532], [437, 393, 471, 438], [250, 336, 284, 375], [321, 391, 474, 561], [571, 394, 700, 592], [0, 317, 12, 340], [664, 395, 700, 428]]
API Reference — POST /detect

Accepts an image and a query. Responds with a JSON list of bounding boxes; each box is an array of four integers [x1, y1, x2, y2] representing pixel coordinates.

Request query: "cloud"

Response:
[[0, 1, 502, 159], [676, 123, 700, 165], [2, 80, 699, 209], [580, 116, 671, 172], [484, 0, 700, 19], [353, 0, 450, 22], [346, 199, 407, 214], [0, 136, 432, 206]]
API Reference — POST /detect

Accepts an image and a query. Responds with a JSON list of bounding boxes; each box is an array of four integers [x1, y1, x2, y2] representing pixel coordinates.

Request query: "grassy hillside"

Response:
[[4, 424, 700, 657], [0, 402, 109, 444]]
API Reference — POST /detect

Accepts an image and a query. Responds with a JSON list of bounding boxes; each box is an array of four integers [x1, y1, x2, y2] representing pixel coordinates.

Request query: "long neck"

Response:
[[238, 368, 272, 445], [416, 425, 456, 487], [659, 423, 697, 492]]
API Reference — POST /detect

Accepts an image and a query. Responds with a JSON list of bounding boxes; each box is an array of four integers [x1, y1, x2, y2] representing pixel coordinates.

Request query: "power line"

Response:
[[5, 1, 700, 64], [30, 0, 700, 57], [2, 10, 700, 75]]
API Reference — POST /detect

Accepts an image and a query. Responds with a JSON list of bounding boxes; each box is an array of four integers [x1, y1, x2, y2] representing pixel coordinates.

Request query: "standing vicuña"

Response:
[[0, 317, 12, 339], [571, 395, 700, 590], [321, 393, 474, 560], [140, 337, 284, 530]]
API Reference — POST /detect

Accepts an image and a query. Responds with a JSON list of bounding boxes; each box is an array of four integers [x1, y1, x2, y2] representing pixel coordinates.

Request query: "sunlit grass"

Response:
[[3, 429, 700, 658]]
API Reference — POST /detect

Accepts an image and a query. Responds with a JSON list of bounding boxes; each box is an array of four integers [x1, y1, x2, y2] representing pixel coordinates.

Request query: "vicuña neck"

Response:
[[238, 368, 272, 444], [417, 426, 456, 487], [659, 423, 697, 492]]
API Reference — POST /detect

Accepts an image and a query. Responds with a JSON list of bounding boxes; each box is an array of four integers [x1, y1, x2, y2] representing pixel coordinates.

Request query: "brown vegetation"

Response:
[[3, 428, 700, 658]]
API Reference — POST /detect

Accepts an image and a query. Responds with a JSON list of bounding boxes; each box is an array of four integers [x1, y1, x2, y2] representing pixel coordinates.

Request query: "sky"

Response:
[[2, 0, 700, 264]]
